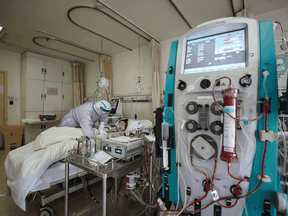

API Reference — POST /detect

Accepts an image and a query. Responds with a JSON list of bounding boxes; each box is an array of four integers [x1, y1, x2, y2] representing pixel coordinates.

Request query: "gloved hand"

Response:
[[99, 130, 107, 136], [99, 122, 105, 131]]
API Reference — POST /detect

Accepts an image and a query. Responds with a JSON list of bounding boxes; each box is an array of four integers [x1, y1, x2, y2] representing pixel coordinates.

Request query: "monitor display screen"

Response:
[[184, 29, 246, 74]]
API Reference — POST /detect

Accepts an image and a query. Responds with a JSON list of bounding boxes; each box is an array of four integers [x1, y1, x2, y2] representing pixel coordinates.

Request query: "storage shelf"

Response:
[[23, 118, 61, 125]]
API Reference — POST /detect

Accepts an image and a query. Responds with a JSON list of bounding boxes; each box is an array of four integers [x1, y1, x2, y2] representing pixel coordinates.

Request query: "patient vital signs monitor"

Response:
[[158, 17, 282, 215]]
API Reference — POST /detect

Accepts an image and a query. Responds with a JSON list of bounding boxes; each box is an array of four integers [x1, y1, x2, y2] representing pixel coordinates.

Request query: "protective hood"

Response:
[[93, 100, 112, 115]]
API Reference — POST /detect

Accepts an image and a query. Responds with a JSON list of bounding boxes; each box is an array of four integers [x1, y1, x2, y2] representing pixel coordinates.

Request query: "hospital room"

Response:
[[1, 0, 288, 215]]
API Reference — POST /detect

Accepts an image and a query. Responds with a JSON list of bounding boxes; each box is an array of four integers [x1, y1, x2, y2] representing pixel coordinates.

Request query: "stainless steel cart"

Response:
[[64, 152, 144, 216]]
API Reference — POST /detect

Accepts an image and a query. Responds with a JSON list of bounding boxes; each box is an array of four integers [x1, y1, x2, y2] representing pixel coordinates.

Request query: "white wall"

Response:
[[254, 7, 288, 89], [112, 45, 154, 121], [110, 37, 181, 122], [0, 49, 21, 125]]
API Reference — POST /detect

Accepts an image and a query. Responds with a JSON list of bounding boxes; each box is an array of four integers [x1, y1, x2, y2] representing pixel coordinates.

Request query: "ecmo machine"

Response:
[[157, 17, 284, 215]]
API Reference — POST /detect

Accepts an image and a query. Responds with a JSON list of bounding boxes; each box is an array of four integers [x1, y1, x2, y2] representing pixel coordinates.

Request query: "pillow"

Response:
[[33, 127, 84, 151], [33, 134, 42, 151]]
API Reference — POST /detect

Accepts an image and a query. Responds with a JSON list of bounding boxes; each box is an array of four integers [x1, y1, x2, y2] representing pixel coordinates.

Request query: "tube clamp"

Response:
[[257, 174, 271, 183], [175, 163, 181, 167], [259, 130, 278, 142]]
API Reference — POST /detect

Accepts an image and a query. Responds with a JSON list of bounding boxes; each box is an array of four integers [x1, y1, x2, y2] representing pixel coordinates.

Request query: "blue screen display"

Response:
[[115, 149, 122, 154], [184, 29, 245, 74]]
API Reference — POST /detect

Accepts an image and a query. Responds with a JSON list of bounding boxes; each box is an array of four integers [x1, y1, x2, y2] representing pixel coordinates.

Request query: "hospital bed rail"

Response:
[[23, 160, 102, 216]]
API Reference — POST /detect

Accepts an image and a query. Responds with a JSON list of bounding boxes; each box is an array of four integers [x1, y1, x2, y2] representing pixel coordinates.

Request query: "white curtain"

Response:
[[149, 39, 161, 118]]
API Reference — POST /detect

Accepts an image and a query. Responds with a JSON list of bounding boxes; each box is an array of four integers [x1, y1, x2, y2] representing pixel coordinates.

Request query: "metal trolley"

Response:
[[64, 149, 144, 216]]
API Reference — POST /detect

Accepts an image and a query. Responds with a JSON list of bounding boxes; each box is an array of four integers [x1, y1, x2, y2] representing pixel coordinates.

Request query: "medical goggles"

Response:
[[100, 107, 111, 112], [100, 102, 111, 112]]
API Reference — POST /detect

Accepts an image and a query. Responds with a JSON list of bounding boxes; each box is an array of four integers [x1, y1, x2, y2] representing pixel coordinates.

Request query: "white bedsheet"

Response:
[[5, 139, 78, 211], [30, 162, 84, 192]]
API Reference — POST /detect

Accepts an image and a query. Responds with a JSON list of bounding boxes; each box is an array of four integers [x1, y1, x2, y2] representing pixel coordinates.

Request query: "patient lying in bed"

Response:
[[114, 119, 153, 135]]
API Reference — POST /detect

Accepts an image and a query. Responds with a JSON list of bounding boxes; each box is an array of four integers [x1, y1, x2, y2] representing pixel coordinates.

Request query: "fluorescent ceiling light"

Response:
[[0, 26, 3, 33]]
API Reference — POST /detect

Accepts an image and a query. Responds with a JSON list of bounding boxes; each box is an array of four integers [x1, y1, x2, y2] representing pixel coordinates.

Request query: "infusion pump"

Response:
[[157, 17, 281, 215]]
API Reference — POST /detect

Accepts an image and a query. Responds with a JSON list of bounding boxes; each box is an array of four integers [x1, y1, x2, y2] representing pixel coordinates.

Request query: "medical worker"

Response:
[[59, 100, 111, 137]]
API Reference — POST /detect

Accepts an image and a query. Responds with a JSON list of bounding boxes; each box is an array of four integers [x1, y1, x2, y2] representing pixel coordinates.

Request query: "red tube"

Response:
[[220, 87, 239, 163]]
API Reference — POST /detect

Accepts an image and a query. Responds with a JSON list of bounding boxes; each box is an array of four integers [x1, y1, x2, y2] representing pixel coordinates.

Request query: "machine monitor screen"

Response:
[[115, 149, 122, 154], [184, 29, 246, 74]]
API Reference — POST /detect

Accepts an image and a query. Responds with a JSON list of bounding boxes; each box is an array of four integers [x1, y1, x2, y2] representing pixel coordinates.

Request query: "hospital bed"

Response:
[[4, 128, 96, 214], [5, 120, 153, 215], [25, 161, 101, 216]]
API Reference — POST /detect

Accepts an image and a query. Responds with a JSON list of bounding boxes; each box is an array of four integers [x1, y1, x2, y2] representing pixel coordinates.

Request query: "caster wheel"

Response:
[[46, 206, 55, 216], [39, 209, 52, 216], [26, 194, 32, 199]]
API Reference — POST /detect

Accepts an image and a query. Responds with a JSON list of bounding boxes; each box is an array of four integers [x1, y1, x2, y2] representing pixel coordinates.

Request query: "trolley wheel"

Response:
[[46, 206, 55, 216], [39, 209, 52, 216]]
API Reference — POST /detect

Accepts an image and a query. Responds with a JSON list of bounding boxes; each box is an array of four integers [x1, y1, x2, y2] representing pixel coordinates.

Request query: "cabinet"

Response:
[[44, 81, 62, 112], [21, 52, 75, 144], [26, 58, 45, 80], [62, 65, 73, 118], [26, 79, 44, 112], [63, 65, 73, 84], [62, 83, 73, 111], [25, 58, 64, 83], [45, 61, 63, 82]]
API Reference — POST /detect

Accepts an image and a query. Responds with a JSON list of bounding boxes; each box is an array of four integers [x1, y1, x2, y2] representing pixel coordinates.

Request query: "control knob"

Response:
[[239, 74, 252, 87], [200, 79, 211, 89], [177, 80, 186, 91]]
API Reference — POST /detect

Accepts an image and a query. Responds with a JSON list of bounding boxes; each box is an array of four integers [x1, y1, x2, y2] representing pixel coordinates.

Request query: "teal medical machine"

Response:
[[155, 17, 287, 215]]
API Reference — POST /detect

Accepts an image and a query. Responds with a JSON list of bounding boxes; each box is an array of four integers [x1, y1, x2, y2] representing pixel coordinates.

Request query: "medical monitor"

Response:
[[184, 29, 246, 74]]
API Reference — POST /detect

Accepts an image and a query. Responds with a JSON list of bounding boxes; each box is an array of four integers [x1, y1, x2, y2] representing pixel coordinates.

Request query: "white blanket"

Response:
[[125, 119, 153, 135], [5, 128, 79, 211]]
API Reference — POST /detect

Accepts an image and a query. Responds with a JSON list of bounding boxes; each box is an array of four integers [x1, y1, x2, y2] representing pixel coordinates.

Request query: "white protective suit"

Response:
[[59, 101, 111, 137]]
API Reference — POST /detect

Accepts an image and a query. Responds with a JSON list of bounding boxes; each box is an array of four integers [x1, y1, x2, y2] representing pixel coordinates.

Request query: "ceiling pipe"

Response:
[[68, 6, 138, 51], [169, 0, 192, 29], [33, 37, 96, 62], [97, 0, 160, 43], [0, 33, 77, 62], [35, 29, 111, 57]]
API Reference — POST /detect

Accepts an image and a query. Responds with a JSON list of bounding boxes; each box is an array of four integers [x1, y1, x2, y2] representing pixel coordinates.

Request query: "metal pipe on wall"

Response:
[[67, 6, 133, 51], [33, 37, 95, 62], [0, 33, 76, 62], [97, 0, 160, 43], [35, 29, 111, 57]]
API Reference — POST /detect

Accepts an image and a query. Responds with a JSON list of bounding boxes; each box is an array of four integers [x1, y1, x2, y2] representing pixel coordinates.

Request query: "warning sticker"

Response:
[[224, 147, 234, 153], [47, 88, 58, 96]]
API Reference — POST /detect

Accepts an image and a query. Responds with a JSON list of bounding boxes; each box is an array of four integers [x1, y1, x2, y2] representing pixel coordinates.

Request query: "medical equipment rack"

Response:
[[65, 150, 145, 216]]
